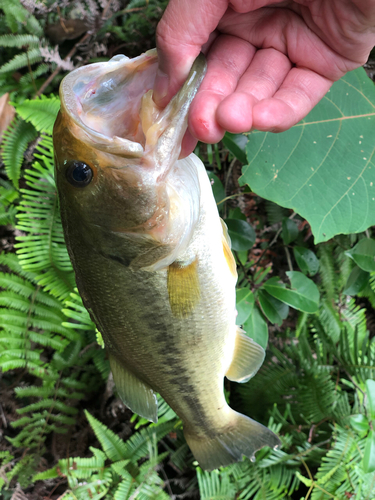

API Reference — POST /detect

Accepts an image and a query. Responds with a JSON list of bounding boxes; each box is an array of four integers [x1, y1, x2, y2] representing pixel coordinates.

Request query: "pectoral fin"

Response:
[[225, 327, 265, 383], [109, 354, 158, 422], [167, 258, 200, 318]]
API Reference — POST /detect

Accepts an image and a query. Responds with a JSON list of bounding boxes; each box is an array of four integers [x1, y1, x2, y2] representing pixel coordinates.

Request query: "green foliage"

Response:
[[15, 133, 75, 299], [1, 118, 37, 187], [240, 68, 375, 243], [15, 95, 60, 134], [33, 411, 174, 500], [0, 8, 374, 498]]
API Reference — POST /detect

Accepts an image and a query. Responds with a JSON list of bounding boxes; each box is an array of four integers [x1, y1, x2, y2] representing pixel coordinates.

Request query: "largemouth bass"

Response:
[[53, 49, 280, 471]]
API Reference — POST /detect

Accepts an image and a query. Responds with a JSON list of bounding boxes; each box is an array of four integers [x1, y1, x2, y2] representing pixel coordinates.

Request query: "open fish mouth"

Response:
[[59, 49, 207, 162], [59, 50, 159, 157]]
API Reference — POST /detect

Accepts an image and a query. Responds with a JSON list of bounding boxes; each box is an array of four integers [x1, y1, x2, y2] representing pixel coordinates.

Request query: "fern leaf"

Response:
[[0, 33, 39, 47], [0, 0, 43, 36], [0, 47, 42, 73], [197, 468, 237, 500], [113, 474, 135, 499], [24, 12, 43, 38], [1, 118, 37, 187], [85, 410, 130, 462], [14, 137, 75, 299], [15, 96, 60, 135], [18, 63, 50, 86], [342, 298, 368, 350]]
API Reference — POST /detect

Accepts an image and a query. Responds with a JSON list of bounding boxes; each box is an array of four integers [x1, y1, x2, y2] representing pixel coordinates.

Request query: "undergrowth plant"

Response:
[[0, 5, 374, 492], [0, 0, 168, 99], [0, 93, 374, 499]]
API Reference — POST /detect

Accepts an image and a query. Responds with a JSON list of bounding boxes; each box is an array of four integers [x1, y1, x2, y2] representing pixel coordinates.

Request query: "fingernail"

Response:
[[153, 69, 169, 104]]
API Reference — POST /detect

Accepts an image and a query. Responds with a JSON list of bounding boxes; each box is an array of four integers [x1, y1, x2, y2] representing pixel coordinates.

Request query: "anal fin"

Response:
[[226, 327, 265, 383], [109, 354, 158, 423]]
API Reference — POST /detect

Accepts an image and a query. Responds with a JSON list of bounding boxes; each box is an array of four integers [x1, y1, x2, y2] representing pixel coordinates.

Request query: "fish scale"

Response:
[[53, 48, 280, 470]]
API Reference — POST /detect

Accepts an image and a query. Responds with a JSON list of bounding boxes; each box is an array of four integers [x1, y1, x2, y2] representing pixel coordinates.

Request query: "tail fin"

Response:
[[184, 410, 280, 471]]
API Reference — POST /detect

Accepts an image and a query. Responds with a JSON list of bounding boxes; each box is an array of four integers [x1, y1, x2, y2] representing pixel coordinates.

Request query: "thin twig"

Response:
[[26, 49, 38, 93], [284, 246, 293, 272]]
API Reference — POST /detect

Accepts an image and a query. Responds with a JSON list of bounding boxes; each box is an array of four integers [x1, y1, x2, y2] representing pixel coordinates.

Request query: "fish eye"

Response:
[[66, 161, 93, 187]]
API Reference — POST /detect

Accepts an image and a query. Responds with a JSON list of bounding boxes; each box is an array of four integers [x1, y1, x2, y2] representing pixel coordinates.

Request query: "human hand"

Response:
[[154, 0, 375, 157]]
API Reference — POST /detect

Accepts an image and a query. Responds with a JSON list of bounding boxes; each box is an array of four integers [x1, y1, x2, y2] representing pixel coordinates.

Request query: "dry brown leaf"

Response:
[[0, 93, 16, 143], [10, 483, 28, 500]]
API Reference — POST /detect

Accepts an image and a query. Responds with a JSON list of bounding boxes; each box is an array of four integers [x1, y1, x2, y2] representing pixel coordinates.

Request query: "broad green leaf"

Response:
[[240, 68, 375, 243], [263, 272, 319, 313], [366, 379, 375, 420], [207, 171, 225, 207], [225, 219, 255, 251], [258, 289, 289, 326], [343, 266, 369, 295], [345, 238, 375, 272], [222, 132, 247, 164], [228, 207, 246, 221], [350, 414, 369, 433], [242, 306, 268, 349], [363, 430, 375, 473], [293, 246, 319, 276], [228, 209, 247, 264], [281, 218, 298, 245], [236, 288, 254, 325]]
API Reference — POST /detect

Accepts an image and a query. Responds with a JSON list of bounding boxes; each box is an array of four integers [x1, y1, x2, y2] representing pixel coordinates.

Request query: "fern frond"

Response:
[[15, 135, 75, 299], [24, 12, 43, 38], [197, 468, 237, 500], [15, 95, 60, 134], [342, 297, 368, 350], [370, 272, 375, 294], [85, 410, 133, 462], [310, 425, 367, 500], [0, 47, 42, 74], [298, 369, 336, 423], [318, 244, 336, 299], [18, 63, 50, 86], [0, 33, 39, 47], [0, 0, 43, 37], [62, 291, 97, 331], [113, 474, 135, 499], [1, 118, 37, 187]]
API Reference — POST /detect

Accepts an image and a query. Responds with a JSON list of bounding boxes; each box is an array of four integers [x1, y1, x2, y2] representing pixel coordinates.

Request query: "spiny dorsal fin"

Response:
[[225, 327, 265, 383], [167, 258, 200, 318]]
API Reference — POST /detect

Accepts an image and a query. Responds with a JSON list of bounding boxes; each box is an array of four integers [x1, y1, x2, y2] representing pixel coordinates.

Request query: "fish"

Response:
[[53, 49, 280, 471]]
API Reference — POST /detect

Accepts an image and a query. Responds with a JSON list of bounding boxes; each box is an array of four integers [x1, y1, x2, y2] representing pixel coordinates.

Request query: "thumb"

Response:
[[154, 0, 228, 107]]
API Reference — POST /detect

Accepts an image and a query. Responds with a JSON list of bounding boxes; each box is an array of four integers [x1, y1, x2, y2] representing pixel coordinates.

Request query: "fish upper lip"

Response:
[[59, 49, 159, 158]]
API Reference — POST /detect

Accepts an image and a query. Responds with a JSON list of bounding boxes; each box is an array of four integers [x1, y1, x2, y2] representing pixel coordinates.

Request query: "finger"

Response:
[[229, 0, 287, 13], [218, 7, 352, 81], [154, 0, 229, 107], [179, 129, 198, 159], [216, 48, 291, 133], [252, 67, 333, 131], [189, 34, 256, 143]]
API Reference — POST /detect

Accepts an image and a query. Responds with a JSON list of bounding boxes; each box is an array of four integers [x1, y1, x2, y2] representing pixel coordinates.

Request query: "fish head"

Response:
[[54, 50, 207, 267], [54, 51, 160, 232]]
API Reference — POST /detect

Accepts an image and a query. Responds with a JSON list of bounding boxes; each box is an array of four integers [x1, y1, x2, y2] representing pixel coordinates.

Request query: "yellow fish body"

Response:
[[53, 49, 280, 470]]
